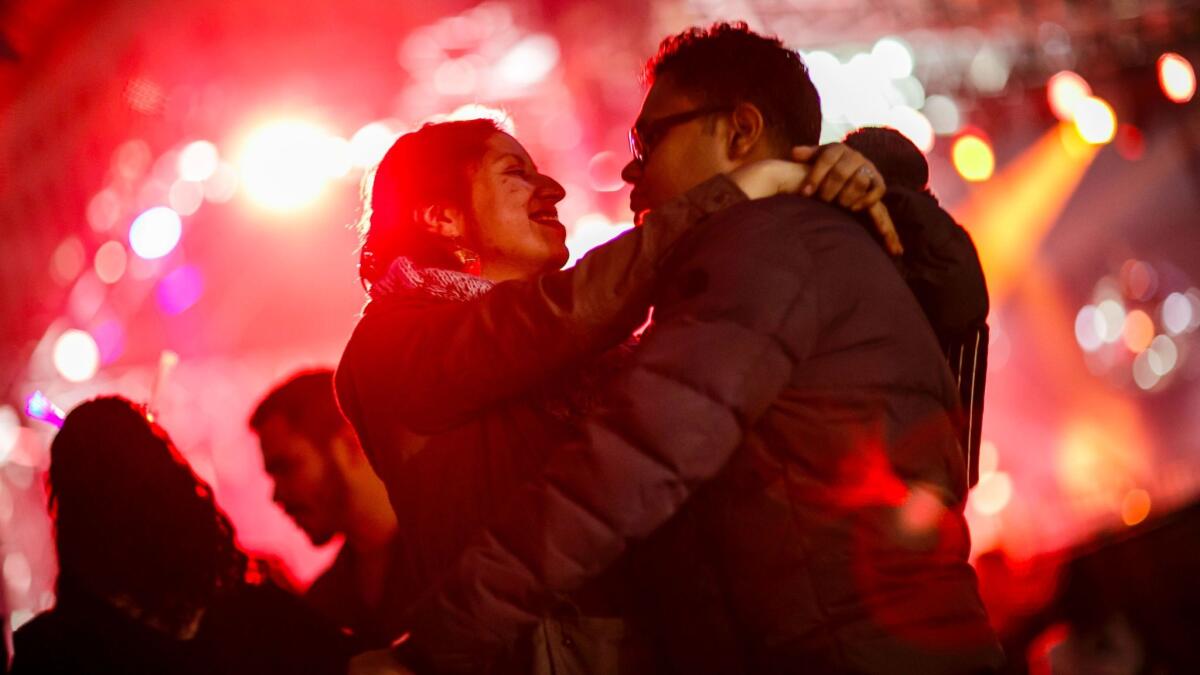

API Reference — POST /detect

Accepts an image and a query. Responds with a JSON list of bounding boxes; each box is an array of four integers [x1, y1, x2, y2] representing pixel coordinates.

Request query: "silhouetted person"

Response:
[[12, 396, 353, 674], [251, 369, 406, 647]]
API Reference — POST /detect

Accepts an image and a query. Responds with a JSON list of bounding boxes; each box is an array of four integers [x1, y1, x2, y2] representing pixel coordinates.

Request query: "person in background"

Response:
[[250, 369, 407, 647], [11, 396, 354, 674]]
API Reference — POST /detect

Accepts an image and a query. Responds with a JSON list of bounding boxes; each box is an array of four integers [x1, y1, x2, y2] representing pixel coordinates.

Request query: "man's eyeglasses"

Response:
[[628, 105, 733, 164]]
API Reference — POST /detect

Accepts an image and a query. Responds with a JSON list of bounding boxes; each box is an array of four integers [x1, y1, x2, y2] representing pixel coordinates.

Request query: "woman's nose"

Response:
[[537, 174, 567, 203]]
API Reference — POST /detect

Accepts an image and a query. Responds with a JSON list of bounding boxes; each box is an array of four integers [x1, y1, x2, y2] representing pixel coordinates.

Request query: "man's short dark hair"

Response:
[[249, 369, 349, 450], [646, 22, 822, 148], [843, 126, 930, 192]]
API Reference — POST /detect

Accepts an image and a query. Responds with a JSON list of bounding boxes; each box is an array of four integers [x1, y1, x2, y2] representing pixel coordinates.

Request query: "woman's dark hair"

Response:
[[357, 118, 501, 284], [48, 397, 246, 629], [843, 126, 930, 192], [646, 22, 822, 149]]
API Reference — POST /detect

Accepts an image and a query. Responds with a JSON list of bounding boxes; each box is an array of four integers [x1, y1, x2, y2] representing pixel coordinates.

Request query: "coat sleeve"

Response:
[[338, 175, 747, 435], [885, 187, 989, 340], [394, 201, 823, 673]]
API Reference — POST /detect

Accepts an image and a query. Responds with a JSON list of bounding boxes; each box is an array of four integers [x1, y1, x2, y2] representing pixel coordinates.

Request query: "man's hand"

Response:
[[347, 649, 417, 675], [727, 146, 903, 256]]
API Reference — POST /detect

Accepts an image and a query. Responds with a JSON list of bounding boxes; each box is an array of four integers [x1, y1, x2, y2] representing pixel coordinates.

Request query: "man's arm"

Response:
[[393, 200, 824, 672]]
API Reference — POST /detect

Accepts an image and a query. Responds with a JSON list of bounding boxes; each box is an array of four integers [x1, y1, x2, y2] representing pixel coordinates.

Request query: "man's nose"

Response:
[[621, 158, 642, 185]]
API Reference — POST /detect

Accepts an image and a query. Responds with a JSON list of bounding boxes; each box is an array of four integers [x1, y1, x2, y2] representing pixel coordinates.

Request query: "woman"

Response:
[[12, 397, 355, 674], [335, 117, 889, 674]]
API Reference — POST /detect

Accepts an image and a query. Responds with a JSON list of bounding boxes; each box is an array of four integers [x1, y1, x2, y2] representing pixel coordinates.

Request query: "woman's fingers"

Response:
[[867, 202, 904, 256]]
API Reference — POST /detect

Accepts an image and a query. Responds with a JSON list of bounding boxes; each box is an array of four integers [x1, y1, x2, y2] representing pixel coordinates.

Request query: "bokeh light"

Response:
[[1158, 52, 1196, 104], [168, 179, 205, 216], [1121, 489, 1151, 526], [129, 206, 183, 259], [922, 95, 962, 135], [1096, 299, 1127, 344], [87, 188, 122, 232], [350, 121, 402, 168], [92, 318, 126, 365], [1132, 350, 1160, 390], [93, 241, 128, 284], [1047, 70, 1092, 121], [1074, 305, 1104, 352], [1146, 335, 1178, 376], [204, 162, 240, 203], [495, 34, 560, 89], [1121, 309, 1155, 353], [566, 214, 630, 266], [970, 471, 1013, 516], [883, 106, 935, 152], [952, 133, 995, 182], [1162, 292, 1194, 335], [0, 406, 19, 464], [586, 152, 627, 193], [871, 37, 914, 79], [178, 140, 220, 182], [1072, 96, 1117, 145], [53, 329, 100, 383], [238, 120, 344, 212], [50, 236, 86, 285], [156, 265, 205, 315]]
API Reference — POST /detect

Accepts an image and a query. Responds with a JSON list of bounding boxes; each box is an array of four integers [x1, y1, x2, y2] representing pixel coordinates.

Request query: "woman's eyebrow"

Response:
[[496, 152, 536, 171]]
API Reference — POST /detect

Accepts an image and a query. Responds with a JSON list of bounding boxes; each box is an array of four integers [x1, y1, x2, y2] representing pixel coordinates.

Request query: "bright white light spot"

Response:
[[1146, 335, 1178, 376], [3, 553, 31, 594], [1162, 292, 1193, 335], [1158, 52, 1196, 104], [871, 37, 914, 79], [883, 106, 935, 152], [53, 329, 100, 383], [1096, 299, 1126, 344], [890, 76, 926, 110], [970, 471, 1013, 516], [93, 241, 128, 285], [239, 120, 340, 212], [567, 214, 630, 266], [1075, 305, 1104, 351], [168, 179, 205, 216], [129, 206, 182, 259], [320, 136, 353, 179], [977, 439, 999, 479], [496, 34, 560, 89], [10, 609, 34, 631], [177, 140, 220, 182], [923, 95, 962, 135], [0, 406, 19, 464], [351, 121, 402, 169], [1047, 71, 1092, 121], [1132, 350, 1161, 390], [1073, 96, 1117, 145]]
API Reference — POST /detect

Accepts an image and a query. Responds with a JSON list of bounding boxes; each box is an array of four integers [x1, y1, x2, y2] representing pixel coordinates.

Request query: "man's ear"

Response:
[[329, 426, 367, 471], [727, 102, 767, 160], [416, 204, 468, 240]]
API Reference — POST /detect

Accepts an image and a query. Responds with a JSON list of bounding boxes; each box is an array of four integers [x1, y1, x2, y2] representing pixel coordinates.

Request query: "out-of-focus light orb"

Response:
[[1096, 299, 1127, 344], [1047, 70, 1092, 121], [204, 162, 239, 203], [1132, 350, 1161, 390], [496, 34, 560, 89], [1121, 489, 1151, 526], [1115, 124, 1145, 161], [1121, 309, 1155, 353], [977, 439, 999, 479], [1074, 305, 1104, 352], [968, 46, 1010, 94], [1146, 335, 1178, 376], [3, 552, 32, 594], [156, 265, 205, 316], [952, 133, 994, 182], [351, 121, 401, 169], [871, 37, 914, 79], [434, 58, 479, 96], [1120, 259, 1158, 301], [112, 139, 152, 181], [587, 152, 627, 193], [238, 120, 340, 212], [890, 76, 926, 110], [1162, 292, 1194, 335], [1072, 96, 1117, 145], [922, 95, 962, 136], [129, 206, 182, 259], [87, 188, 123, 232], [53, 329, 100, 383], [970, 471, 1013, 516], [93, 241, 128, 284], [1158, 52, 1196, 104], [51, 236, 86, 285], [321, 136, 353, 179], [0, 406, 19, 464], [168, 179, 205, 216], [567, 214, 630, 266], [177, 140, 220, 182], [883, 106, 935, 152]]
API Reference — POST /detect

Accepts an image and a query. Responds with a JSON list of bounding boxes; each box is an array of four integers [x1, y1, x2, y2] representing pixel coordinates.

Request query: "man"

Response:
[[374, 24, 1003, 675], [250, 369, 406, 648]]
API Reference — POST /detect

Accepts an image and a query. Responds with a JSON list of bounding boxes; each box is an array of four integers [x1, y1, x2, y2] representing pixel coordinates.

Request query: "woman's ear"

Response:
[[728, 102, 767, 160], [416, 204, 467, 240]]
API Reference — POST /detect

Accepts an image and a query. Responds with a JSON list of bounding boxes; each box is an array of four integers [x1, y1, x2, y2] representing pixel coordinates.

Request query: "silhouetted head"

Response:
[[843, 126, 930, 192]]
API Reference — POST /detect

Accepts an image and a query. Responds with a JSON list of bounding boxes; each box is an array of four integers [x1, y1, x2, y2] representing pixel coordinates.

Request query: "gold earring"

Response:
[[453, 245, 481, 275]]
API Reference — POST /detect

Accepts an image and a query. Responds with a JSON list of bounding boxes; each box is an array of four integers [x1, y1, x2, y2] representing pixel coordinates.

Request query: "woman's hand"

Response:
[[728, 145, 902, 255]]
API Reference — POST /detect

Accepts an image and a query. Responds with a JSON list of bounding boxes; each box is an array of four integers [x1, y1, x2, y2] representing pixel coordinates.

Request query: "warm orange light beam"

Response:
[[950, 123, 1100, 304]]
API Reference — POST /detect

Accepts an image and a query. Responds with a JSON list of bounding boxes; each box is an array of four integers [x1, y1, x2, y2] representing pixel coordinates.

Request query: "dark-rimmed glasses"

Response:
[[628, 105, 733, 163]]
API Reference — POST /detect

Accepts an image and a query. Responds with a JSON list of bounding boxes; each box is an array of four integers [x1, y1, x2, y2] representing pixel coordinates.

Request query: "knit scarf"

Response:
[[370, 256, 636, 421]]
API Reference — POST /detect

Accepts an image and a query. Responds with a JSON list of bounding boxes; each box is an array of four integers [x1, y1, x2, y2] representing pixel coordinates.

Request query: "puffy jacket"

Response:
[[396, 194, 1005, 674], [335, 176, 747, 673]]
